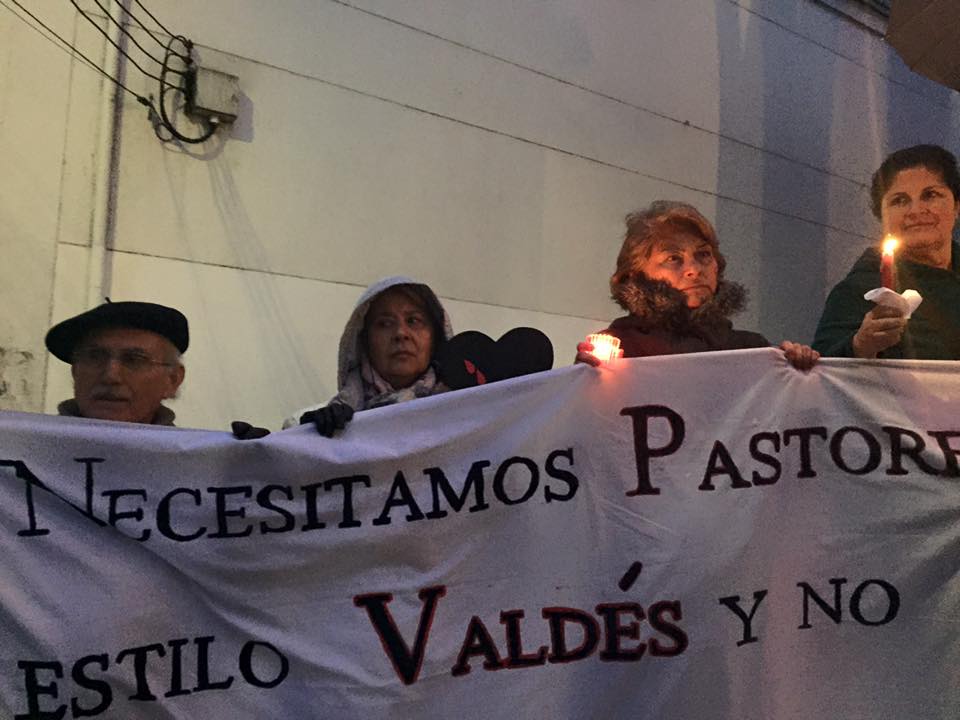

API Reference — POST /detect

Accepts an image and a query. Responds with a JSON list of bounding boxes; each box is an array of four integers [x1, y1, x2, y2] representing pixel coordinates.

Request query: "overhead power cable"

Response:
[[3, 0, 219, 145], [131, 0, 176, 40], [69, 0, 174, 86], [70, 0, 218, 144], [0, 0, 151, 108], [83, 0, 186, 73], [123, 1, 189, 59]]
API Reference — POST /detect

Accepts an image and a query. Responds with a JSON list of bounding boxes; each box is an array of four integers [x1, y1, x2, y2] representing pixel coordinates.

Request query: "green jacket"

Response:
[[813, 242, 960, 359]]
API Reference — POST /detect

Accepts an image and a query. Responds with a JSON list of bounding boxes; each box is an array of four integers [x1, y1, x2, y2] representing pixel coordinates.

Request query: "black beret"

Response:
[[45, 301, 189, 363]]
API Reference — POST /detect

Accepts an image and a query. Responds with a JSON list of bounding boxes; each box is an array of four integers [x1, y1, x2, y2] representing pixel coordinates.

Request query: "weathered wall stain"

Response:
[[0, 347, 37, 411]]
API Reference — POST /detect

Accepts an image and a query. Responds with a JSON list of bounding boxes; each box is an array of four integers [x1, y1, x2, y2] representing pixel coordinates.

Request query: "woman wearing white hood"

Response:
[[286, 276, 453, 436]]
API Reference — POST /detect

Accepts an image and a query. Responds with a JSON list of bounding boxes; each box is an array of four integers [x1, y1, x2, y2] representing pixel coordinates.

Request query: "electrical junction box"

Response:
[[186, 66, 240, 124]]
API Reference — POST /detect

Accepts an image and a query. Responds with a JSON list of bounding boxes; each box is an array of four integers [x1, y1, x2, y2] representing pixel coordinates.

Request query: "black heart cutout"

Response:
[[437, 327, 554, 390], [496, 327, 554, 379]]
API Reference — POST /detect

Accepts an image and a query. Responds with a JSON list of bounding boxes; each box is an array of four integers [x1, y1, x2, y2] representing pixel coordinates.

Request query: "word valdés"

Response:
[[354, 587, 688, 685]]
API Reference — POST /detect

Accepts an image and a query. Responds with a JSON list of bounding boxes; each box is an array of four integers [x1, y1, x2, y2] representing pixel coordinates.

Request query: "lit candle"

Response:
[[880, 236, 899, 289], [586, 333, 621, 364]]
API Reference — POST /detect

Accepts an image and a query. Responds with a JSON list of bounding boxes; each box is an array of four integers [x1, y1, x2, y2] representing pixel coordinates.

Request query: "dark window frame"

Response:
[[812, 0, 889, 35], [860, 0, 890, 16]]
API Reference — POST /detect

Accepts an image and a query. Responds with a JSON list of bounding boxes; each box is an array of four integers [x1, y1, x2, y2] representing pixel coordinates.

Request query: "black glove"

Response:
[[300, 403, 354, 437], [231, 421, 271, 440]]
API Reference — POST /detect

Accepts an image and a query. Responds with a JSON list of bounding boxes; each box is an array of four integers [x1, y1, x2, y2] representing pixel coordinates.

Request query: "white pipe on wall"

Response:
[[85, 0, 127, 307]]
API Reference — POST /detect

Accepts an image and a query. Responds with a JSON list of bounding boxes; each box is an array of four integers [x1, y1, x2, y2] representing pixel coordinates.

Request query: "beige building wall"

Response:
[[2, 0, 958, 429]]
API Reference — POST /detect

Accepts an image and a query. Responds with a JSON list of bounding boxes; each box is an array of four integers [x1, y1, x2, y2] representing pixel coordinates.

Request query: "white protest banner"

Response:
[[1, 348, 959, 719]]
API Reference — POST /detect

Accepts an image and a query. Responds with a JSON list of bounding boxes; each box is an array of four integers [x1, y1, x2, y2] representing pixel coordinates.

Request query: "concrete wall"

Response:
[[2, 0, 958, 429], [1, 5, 110, 412]]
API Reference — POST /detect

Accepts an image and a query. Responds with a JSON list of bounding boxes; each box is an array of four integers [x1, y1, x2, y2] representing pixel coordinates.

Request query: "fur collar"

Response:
[[610, 273, 748, 333]]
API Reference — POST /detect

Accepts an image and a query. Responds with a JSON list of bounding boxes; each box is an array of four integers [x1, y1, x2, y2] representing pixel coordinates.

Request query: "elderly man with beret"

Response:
[[45, 301, 188, 426]]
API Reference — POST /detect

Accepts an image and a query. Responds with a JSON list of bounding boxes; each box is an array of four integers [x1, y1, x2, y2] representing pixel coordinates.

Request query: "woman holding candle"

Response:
[[285, 276, 453, 435], [577, 200, 818, 368], [813, 144, 960, 359]]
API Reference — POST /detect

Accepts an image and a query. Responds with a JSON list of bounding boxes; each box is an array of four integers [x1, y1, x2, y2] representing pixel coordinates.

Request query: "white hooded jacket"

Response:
[[283, 276, 453, 428]]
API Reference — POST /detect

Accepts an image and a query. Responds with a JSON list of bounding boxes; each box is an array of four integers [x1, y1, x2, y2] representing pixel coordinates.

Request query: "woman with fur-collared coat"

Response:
[[577, 200, 818, 368]]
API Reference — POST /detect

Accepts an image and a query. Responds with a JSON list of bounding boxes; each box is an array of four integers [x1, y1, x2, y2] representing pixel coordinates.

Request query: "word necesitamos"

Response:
[[1, 448, 578, 542]]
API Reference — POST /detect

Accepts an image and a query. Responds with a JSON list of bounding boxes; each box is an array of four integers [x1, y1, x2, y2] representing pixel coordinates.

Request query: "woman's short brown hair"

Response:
[[610, 200, 726, 290], [870, 144, 960, 219]]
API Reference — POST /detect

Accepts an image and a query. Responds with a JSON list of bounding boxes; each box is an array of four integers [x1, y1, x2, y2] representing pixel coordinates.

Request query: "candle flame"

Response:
[[882, 236, 899, 257], [587, 333, 621, 364]]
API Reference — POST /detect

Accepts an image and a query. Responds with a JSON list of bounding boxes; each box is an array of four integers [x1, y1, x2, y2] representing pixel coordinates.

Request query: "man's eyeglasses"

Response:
[[73, 348, 176, 373]]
